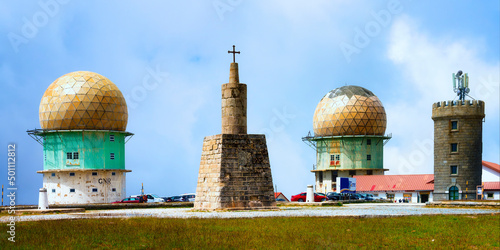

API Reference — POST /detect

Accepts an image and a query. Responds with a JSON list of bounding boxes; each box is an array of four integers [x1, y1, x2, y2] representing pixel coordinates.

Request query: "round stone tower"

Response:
[[221, 63, 247, 134], [432, 100, 485, 201]]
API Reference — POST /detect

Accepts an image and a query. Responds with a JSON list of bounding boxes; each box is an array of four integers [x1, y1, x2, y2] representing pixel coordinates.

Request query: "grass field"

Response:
[[3, 214, 499, 249]]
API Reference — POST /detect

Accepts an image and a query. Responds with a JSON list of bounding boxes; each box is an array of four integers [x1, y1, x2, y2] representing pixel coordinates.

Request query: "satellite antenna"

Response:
[[452, 70, 470, 102]]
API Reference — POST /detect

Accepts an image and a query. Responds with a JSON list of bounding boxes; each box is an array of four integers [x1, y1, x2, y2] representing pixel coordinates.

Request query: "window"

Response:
[[367, 139, 371, 145], [487, 193, 493, 198], [336, 155, 340, 161], [92, 188, 98, 193], [66, 152, 80, 166], [110, 134, 115, 142], [367, 170, 373, 175], [112, 188, 116, 192], [367, 155, 371, 161], [387, 193, 395, 200], [451, 121, 458, 130], [450, 165, 458, 175], [92, 172, 97, 176], [349, 170, 356, 176], [330, 155, 335, 161], [318, 172, 323, 184], [112, 172, 116, 176], [451, 143, 458, 153], [52, 189, 56, 193], [69, 172, 75, 176], [110, 153, 115, 160], [70, 188, 75, 193], [51, 173, 55, 177]]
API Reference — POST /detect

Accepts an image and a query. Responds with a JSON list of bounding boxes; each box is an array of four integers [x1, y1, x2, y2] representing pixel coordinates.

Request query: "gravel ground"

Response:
[[3, 204, 499, 222]]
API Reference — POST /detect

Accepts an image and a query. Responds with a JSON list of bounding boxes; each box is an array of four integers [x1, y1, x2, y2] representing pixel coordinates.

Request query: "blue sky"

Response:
[[1, 1, 498, 204]]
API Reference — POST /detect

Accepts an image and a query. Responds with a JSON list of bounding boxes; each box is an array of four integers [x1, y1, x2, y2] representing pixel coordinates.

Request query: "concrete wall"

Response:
[[314, 169, 384, 194], [43, 131, 128, 170], [41, 170, 127, 204], [482, 166, 500, 182], [484, 191, 500, 200], [364, 191, 433, 203], [432, 100, 484, 201]]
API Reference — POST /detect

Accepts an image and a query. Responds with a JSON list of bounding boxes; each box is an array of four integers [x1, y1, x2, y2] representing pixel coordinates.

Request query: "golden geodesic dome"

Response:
[[39, 71, 128, 131], [313, 85, 386, 137]]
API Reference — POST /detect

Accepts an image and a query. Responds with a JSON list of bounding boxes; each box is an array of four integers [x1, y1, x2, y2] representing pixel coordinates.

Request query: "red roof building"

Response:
[[484, 182, 500, 191], [274, 192, 289, 202], [483, 161, 500, 173], [355, 174, 434, 192]]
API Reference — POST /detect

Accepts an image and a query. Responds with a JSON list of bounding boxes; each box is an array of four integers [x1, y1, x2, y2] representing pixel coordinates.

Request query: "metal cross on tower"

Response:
[[228, 45, 240, 63]]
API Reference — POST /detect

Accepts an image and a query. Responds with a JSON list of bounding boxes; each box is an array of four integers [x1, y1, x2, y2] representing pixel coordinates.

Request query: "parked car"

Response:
[[337, 193, 360, 200], [363, 193, 375, 201], [349, 193, 362, 200], [181, 193, 196, 202], [132, 194, 164, 203], [163, 197, 173, 202], [291, 192, 328, 202], [171, 196, 185, 202], [112, 197, 141, 204], [326, 192, 341, 201]]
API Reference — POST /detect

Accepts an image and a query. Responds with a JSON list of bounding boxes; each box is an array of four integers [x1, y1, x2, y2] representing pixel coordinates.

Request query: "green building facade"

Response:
[[41, 130, 131, 170]]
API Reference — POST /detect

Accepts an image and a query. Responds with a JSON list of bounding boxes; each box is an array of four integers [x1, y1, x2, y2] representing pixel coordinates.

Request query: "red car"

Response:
[[291, 192, 328, 202], [112, 197, 141, 204]]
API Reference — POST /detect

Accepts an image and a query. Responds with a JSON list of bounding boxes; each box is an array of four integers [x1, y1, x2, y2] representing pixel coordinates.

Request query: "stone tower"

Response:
[[221, 62, 247, 134], [194, 46, 276, 210], [432, 100, 485, 201]]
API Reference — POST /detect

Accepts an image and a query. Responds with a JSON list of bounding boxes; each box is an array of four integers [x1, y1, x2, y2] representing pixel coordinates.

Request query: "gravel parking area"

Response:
[[3, 203, 498, 222]]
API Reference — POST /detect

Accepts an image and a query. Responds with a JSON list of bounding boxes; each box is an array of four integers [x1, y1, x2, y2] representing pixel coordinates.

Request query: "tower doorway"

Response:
[[449, 186, 459, 200]]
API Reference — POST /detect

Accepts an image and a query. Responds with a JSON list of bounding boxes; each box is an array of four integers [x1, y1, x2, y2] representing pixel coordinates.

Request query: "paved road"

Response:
[[3, 203, 498, 222]]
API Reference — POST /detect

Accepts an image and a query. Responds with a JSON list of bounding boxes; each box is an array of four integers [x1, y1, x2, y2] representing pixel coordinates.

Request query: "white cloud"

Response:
[[385, 15, 500, 174]]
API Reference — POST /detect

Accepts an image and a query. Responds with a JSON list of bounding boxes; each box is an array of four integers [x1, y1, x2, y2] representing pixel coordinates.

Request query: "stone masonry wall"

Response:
[[432, 100, 484, 201], [194, 134, 276, 210]]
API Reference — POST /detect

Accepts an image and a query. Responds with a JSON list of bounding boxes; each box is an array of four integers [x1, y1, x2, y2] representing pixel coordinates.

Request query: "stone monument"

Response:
[[194, 46, 277, 210]]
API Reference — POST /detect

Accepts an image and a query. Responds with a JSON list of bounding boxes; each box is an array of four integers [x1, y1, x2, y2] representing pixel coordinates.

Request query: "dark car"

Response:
[[163, 197, 173, 202], [171, 196, 184, 202], [112, 197, 141, 204], [359, 193, 374, 201], [349, 193, 362, 200], [337, 193, 360, 200], [291, 192, 328, 202], [326, 192, 341, 201]]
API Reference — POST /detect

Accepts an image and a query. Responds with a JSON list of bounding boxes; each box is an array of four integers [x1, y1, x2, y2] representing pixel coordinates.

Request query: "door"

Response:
[[420, 194, 429, 203], [449, 186, 459, 200]]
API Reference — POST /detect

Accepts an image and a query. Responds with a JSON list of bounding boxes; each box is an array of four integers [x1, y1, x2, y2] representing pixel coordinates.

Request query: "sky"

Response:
[[0, 1, 498, 205]]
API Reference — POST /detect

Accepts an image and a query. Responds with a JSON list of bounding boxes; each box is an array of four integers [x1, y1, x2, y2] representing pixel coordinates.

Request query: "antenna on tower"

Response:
[[452, 70, 470, 102]]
